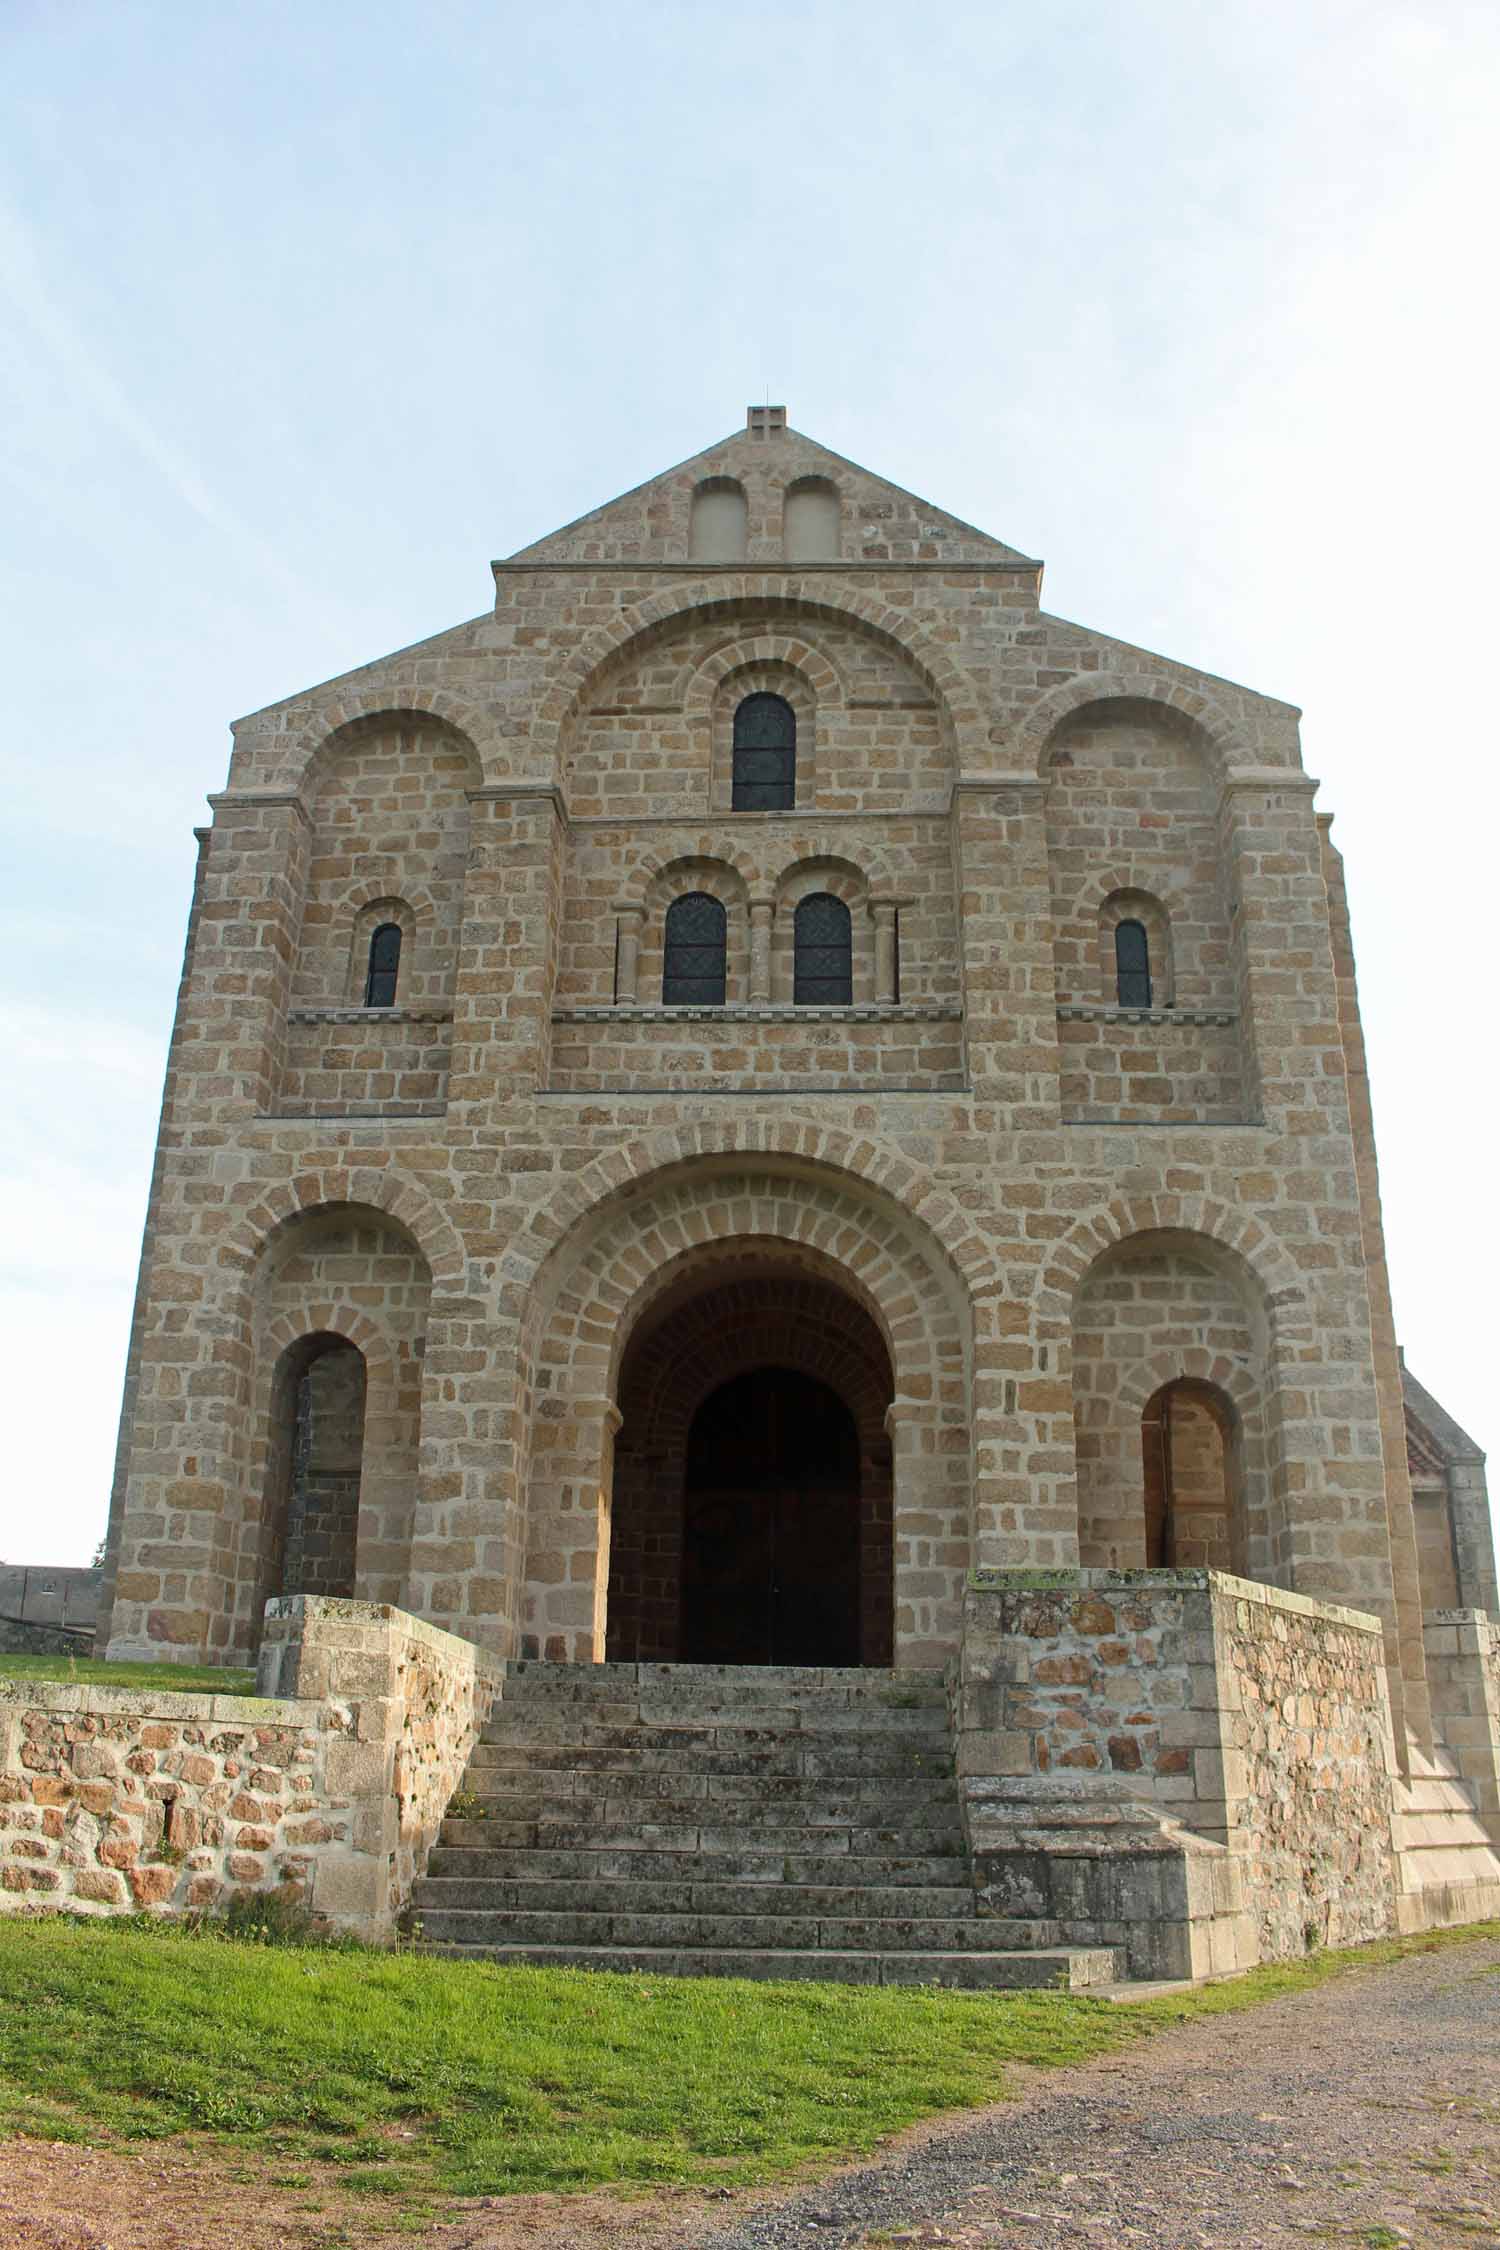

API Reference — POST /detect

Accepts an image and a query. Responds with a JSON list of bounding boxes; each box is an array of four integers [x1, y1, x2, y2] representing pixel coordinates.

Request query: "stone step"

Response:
[[426, 1844, 969, 1885], [455, 1797, 963, 1836], [453, 1770, 958, 1811], [421, 1941, 1123, 1991], [437, 1819, 965, 1856], [502, 1663, 947, 1702], [410, 1876, 979, 1916], [481, 1708, 951, 1744], [418, 1907, 1069, 1952], [469, 1741, 954, 1780]]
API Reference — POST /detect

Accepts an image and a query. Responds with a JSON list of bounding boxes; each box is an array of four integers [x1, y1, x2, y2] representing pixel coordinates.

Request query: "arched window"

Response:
[[783, 476, 841, 561], [732, 693, 796, 811], [1142, 1379, 1239, 1570], [794, 893, 853, 1005], [689, 477, 748, 562], [1114, 918, 1152, 1008], [363, 922, 402, 1007], [662, 892, 727, 1005]]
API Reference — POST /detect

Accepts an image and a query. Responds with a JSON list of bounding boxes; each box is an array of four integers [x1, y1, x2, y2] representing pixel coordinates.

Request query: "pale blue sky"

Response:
[[2, 1, 1497, 1565]]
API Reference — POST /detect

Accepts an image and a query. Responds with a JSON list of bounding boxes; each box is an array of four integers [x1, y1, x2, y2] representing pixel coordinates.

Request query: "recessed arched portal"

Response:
[[605, 1264, 896, 1666], [258, 1332, 367, 1625], [1141, 1377, 1244, 1571]]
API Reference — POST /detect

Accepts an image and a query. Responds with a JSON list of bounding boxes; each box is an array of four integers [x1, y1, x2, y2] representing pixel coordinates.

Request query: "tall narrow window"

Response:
[[364, 922, 402, 1007], [794, 893, 853, 1005], [732, 693, 796, 810], [1114, 919, 1152, 1008], [662, 892, 727, 1005]]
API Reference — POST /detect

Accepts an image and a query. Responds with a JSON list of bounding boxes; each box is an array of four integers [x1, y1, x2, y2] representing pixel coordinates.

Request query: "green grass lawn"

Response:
[[0, 1917, 1494, 2209], [0, 1654, 257, 1696]]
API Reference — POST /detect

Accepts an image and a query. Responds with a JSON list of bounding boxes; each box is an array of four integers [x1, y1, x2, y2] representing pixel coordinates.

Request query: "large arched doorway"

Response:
[[606, 1266, 895, 1665], [681, 1368, 861, 1665]]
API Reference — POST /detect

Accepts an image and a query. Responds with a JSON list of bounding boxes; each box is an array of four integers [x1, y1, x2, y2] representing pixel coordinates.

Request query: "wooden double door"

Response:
[[680, 1367, 861, 1667]]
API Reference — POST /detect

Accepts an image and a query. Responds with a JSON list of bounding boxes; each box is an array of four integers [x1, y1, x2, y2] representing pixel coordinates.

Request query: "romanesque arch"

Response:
[[229, 1199, 437, 1654], [535, 584, 989, 774], [514, 1150, 978, 1666], [246, 693, 497, 797], [1019, 670, 1256, 785]]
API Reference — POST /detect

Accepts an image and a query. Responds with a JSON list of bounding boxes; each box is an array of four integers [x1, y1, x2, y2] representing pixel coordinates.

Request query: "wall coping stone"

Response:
[[0, 1680, 321, 1723], [967, 1565, 1385, 1638]]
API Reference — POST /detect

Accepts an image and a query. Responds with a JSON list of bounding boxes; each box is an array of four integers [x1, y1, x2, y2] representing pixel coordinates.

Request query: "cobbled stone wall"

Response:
[[1, 1602, 499, 1936], [1209, 1577, 1396, 1956], [956, 1571, 1397, 1971]]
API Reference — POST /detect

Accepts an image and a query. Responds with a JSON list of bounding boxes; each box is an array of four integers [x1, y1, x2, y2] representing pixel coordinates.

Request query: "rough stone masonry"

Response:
[[33, 408, 1497, 1968]]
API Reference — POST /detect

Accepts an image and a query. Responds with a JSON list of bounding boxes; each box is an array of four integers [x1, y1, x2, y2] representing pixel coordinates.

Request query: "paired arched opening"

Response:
[[792, 893, 853, 1004], [661, 892, 728, 1004], [689, 477, 748, 562], [783, 476, 841, 561]]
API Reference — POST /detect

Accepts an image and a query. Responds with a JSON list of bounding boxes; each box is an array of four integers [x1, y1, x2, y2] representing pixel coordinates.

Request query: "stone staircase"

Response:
[[412, 1662, 1123, 1989], [1391, 1736, 1500, 1932]]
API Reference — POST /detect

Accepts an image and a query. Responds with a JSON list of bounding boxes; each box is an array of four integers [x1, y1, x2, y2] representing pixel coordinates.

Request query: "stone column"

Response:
[[749, 896, 774, 1003], [869, 898, 902, 1004], [614, 905, 644, 1003]]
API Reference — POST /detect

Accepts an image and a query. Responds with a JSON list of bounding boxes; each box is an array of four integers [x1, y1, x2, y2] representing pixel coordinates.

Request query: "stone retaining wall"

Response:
[[956, 1569, 1398, 1974], [0, 1599, 500, 1937], [1210, 1577, 1396, 1956]]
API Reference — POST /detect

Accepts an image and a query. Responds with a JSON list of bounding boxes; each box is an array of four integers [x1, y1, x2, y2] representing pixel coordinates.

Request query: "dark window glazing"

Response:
[[364, 922, 402, 1008], [793, 892, 853, 1005], [1114, 918, 1152, 1008], [662, 892, 727, 1005], [732, 693, 796, 810]]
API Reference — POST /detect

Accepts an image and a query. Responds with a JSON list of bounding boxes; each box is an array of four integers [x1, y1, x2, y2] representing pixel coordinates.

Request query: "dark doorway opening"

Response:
[[1141, 1377, 1241, 1570], [258, 1333, 366, 1638], [681, 1367, 861, 1666]]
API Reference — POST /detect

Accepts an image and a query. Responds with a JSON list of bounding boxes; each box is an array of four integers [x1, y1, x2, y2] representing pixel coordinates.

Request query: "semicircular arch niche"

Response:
[[1070, 1227, 1272, 1581], [516, 1161, 975, 1668], [559, 600, 956, 821], [237, 1201, 433, 1655]]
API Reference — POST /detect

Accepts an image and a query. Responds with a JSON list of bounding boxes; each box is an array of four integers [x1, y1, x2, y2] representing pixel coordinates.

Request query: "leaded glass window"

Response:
[[1115, 919, 1152, 1008], [364, 922, 402, 1008], [793, 893, 852, 1005], [732, 693, 796, 811], [662, 892, 727, 1005]]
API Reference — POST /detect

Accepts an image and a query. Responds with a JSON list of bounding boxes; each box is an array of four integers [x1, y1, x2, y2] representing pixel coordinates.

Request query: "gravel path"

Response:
[[692, 1937, 1500, 2250], [2, 1938, 1495, 2248]]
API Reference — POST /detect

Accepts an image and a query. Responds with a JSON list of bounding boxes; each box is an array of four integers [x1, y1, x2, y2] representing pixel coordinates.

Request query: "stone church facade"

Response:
[[92, 410, 1500, 1973]]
